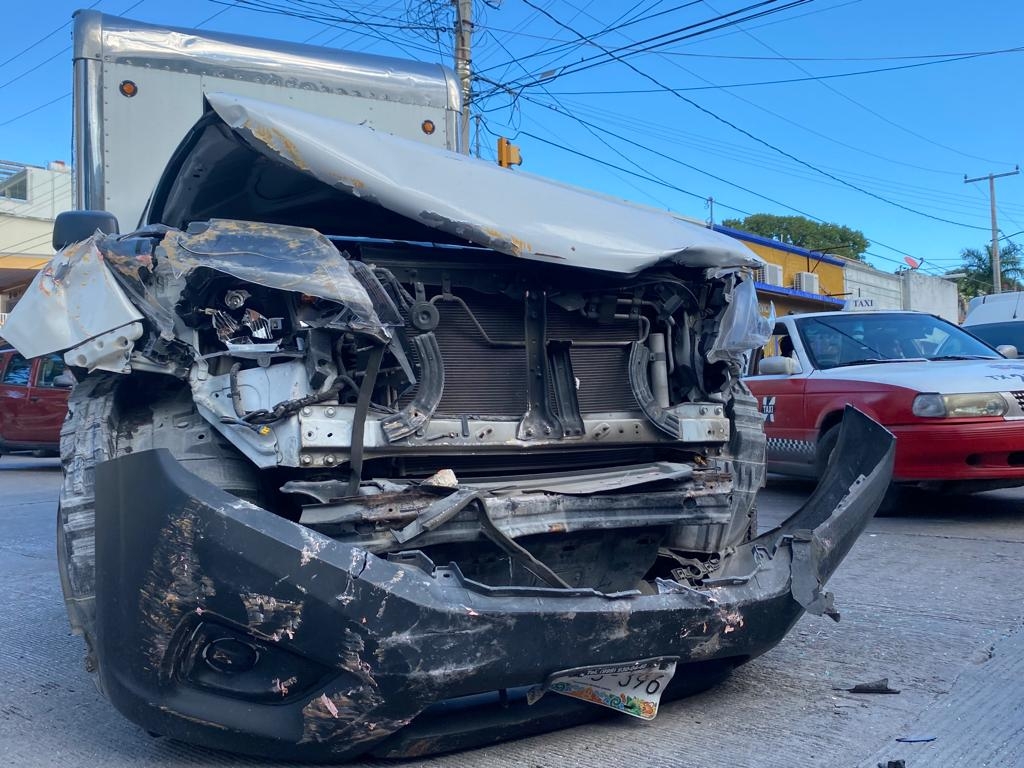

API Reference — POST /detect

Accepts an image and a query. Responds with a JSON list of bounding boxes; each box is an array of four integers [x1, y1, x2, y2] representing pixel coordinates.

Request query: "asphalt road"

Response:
[[1, 455, 1022, 767]]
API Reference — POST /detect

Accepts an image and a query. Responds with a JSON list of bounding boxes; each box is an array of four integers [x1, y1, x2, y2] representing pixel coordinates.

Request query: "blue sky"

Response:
[[1, 0, 1021, 279]]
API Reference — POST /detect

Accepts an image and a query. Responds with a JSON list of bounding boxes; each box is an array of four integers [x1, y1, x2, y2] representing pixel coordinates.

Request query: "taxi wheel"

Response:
[[814, 424, 841, 479]]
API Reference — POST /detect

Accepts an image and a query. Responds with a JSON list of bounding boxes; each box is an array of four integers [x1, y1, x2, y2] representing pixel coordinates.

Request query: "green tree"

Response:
[[721, 213, 869, 260], [949, 242, 1024, 298]]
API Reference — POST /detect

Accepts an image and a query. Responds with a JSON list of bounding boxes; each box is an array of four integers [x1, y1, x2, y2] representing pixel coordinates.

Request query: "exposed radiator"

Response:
[[425, 293, 640, 417]]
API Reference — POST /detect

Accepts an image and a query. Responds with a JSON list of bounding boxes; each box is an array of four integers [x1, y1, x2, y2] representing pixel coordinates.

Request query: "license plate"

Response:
[[542, 656, 678, 720]]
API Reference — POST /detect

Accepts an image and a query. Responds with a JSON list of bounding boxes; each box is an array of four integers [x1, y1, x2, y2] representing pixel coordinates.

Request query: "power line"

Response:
[[515, 0, 989, 232], [658, 46, 1024, 62], [518, 124, 944, 273], [0, 93, 70, 128], [485, 4, 967, 183], [0, 0, 101, 70], [695, 0, 865, 44], [698, 0, 1015, 166], [209, 0, 447, 32], [482, 16, 682, 210], [539, 93, 1014, 213], [519, 128, 736, 206], [476, 0, 705, 78], [499, 1, 971, 178], [487, 0, 813, 94], [0, 0, 147, 91], [541, 47, 1024, 96], [508, 91, 943, 272]]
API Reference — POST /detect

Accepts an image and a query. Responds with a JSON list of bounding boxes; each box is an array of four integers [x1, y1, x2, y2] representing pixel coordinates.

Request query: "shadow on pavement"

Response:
[[765, 473, 1023, 523]]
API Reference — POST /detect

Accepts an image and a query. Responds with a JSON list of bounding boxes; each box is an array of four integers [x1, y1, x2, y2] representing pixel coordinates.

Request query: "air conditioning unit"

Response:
[[793, 271, 820, 294], [757, 263, 784, 286]]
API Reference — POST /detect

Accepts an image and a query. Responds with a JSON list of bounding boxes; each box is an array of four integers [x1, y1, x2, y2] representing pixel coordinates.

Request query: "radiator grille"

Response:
[[433, 299, 527, 415], [1013, 391, 1024, 409], [421, 293, 640, 417]]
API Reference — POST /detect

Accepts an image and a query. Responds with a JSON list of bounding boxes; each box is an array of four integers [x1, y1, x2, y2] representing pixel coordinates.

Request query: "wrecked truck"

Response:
[[4, 93, 895, 761]]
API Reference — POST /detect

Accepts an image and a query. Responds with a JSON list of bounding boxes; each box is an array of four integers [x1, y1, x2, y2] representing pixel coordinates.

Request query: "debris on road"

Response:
[[836, 678, 901, 694]]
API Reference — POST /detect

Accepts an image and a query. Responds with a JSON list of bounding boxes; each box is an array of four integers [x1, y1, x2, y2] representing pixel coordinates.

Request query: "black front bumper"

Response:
[[92, 408, 893, 761]]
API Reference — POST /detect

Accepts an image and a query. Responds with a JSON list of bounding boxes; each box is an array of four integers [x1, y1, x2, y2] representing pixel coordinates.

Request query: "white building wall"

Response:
[[843, 260, 903, 310], [0, 163, 73, 256], [902, 271, 959, 322]]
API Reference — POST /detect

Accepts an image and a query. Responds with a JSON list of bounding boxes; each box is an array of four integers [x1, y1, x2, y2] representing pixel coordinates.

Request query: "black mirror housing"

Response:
[[52, 210, 119, 250]]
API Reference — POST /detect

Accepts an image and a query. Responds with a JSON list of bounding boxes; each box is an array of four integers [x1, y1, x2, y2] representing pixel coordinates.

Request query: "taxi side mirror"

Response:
[[997, 344, 1019, 359], [758, 355, 800, 375]]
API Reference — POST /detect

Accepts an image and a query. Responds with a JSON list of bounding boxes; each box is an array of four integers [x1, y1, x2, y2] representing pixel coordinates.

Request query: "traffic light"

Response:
[[497, 137, 522, 169]]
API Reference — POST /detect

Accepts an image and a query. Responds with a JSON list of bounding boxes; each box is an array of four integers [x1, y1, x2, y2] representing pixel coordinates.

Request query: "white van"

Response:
[[963, 292, 1024, 352]]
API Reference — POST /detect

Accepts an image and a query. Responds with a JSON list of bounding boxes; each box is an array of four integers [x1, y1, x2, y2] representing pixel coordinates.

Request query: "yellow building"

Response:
[[715, 225, 846, 316]]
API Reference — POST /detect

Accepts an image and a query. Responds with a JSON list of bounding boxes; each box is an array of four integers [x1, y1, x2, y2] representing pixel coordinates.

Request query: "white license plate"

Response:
[[543, 656, 678, 720]]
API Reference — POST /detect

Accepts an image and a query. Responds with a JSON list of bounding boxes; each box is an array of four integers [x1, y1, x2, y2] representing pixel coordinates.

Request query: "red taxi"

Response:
[[0, 347, 71, 456], [746, 311, 1024, 494]]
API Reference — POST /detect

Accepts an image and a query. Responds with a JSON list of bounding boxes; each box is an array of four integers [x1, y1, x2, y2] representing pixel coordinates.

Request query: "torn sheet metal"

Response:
[[204, 92, 763, 275], [3, 237, 144, 359], [452, 461, 695, 495]]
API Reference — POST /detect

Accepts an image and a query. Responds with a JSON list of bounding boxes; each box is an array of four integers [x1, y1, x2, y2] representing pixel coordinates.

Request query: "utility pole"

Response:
[[964, 166, 1019, 294], [453, 0, 473, 154]]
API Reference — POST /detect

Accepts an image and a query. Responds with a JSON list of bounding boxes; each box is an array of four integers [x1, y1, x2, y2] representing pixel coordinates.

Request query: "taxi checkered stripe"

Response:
[[766, 437, 815, 457]]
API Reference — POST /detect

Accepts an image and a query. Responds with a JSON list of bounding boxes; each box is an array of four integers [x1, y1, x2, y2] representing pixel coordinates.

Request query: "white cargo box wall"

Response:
[[73, 11, 462, 229]]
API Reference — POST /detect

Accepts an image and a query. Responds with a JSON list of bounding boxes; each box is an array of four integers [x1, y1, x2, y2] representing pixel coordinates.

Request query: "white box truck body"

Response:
[[72, 10, 462, 229]]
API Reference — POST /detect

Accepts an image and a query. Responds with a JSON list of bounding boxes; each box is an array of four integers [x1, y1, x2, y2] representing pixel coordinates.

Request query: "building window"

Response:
[[0, 173, 28, 201]]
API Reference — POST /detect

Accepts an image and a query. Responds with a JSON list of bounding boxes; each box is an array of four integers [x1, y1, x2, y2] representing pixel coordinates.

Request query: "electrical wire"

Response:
[[208, 0, 447, 32], [0, 93, 70, 128], [514, 0, 989, 232], [0, 0, 147, 91], [486, 0, 813, 94], [538, 96, 1023, 219], [541, 48, 1024, 95], [509, 93, 943, 271], [697, 0, 1015, 167], [477, 0, 705, 79], [0, 0, 101, 70], [492, 1, 976, 179]]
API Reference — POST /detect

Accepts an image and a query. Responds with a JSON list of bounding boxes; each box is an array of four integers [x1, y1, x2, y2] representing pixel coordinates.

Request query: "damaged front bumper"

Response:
[[91, 408, 893, 762]]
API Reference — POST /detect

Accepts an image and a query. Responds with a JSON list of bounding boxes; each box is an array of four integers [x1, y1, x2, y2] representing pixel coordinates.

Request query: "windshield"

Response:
[[966, 321, 1024, 352], [796, 313, 1000, 370]]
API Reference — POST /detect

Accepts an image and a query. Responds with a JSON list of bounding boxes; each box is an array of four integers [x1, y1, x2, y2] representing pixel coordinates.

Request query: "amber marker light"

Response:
[[119, 80, 138, 97], [421, 119, 436, 135]]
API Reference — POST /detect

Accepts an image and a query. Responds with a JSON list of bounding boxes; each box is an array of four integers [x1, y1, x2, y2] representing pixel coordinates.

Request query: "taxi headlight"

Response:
[[912, 392, 1008, 418]]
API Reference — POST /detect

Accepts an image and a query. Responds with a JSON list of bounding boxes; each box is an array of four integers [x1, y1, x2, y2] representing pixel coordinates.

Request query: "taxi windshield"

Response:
[[795, 313, 1001, 370]]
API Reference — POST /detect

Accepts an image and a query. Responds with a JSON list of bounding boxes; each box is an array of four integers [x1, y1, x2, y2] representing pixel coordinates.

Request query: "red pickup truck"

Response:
[[0, 347, 71, 456]]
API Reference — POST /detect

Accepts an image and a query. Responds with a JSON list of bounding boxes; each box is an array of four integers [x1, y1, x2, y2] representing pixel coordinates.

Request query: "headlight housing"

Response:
[[912, 392, 1008, 418]]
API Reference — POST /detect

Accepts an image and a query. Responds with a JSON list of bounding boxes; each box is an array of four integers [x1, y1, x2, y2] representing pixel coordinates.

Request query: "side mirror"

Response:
[[52, 210, 119, 250], [997, 344, 1019, 359], [758, 355, 799, 375]]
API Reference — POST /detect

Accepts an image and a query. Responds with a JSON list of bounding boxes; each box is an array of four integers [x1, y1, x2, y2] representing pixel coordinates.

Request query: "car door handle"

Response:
[[29, 396, 41, 402]]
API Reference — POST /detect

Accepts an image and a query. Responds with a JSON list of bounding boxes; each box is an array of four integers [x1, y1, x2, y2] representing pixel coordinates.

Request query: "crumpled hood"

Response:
[[201, 92, 762, 274], [814, 358, 1024, 393]]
